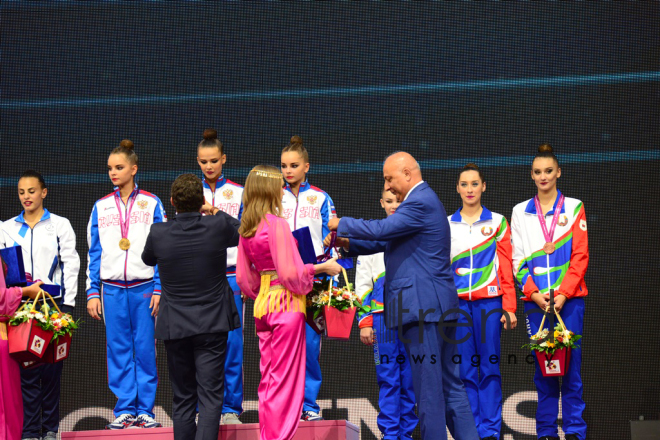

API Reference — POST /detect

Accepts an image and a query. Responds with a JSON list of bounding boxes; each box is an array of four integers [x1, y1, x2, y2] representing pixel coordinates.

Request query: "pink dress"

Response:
[[0, 261, 24, 440], [237, 214, 315, 440]]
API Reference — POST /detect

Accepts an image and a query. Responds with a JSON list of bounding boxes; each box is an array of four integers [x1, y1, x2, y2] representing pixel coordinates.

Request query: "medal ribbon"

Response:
[[534, 193, 565, 244], [114, 188, 138, 241]]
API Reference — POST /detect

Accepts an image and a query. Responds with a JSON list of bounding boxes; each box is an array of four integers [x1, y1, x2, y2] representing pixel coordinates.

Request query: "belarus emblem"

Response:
[[557, 215, 568, 227], [137, 200, 148, 210], [481, 226, 493, 236], [223, 189, 233, 200], [307, 195, 317, 205]]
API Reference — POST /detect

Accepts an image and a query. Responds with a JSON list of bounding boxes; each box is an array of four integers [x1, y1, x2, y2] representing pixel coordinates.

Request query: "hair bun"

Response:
[[538, 143, 553, 154], [289, 135, 303, 146], [463, 162, 479, 170], [203, 129, 218, 140], [120, 139, 134, 150]]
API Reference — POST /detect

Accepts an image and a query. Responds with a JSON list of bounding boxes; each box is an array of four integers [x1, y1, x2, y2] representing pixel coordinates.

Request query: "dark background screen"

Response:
[[1, 3, 659, 439]]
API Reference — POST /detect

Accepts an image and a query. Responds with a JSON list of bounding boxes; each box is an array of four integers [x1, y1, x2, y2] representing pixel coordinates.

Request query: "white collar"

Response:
[[403, 180, 424, 202]]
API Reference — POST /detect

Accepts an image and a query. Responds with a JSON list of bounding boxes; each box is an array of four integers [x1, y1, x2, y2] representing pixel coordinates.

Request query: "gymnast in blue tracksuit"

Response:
[[355, 189, 417, 440], [85, 140, 166, 430], [281, 136, 337, 421], [197, 129, 245, 424]]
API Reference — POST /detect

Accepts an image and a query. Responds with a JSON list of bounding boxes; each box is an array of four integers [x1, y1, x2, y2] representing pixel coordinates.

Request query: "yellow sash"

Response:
[[0, 322, 7, 341], [253, 271, 306, 319]]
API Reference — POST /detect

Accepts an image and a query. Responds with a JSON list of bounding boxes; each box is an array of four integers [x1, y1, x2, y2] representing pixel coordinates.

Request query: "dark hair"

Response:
[[456, 163, 485, 185], [281, 135, 309, 163], [19, 170, 47, 189], [533, 143, 559, 167], [110, 139, 138, 166], [198, 128, 224, 155], [171, 174, 204, 213]]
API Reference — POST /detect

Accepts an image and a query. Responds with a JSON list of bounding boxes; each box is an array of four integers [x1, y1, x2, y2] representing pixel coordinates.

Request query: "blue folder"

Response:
[[0, 245, 27, 287], [292, 227, 317, 265]]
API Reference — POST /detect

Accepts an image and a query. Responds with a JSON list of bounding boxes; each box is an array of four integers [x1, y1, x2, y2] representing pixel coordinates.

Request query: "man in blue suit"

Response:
[[328, 152, 478, 440]]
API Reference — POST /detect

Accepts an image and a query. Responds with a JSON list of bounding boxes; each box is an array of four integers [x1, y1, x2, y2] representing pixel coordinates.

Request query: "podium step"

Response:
[[62, 420, 359, 440]]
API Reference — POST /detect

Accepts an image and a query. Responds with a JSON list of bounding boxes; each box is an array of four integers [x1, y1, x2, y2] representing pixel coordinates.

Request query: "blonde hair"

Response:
[[239, 165, 284, 238]]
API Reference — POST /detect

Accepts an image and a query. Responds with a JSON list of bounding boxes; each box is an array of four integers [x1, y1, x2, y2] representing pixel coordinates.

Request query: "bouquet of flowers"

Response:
[[522, 307, 581, 376], [10, 308, 80, 340], [523, 323, 581, 355], [306, 268, 367, 339], [7, 290, 80, 365]]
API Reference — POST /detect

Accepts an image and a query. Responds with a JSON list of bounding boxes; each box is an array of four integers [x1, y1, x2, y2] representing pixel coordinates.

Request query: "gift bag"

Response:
[[42, 333, 72, 364], [8, 319, 53, 363], [322, 267, 356, 340], [531, 305, 574, 377], [536, 347, 572, 377], [8, 290, 70, 363]]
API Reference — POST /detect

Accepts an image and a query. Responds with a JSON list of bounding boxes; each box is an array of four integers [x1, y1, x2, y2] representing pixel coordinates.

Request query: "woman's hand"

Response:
[[531, 292, 549, 310], [21, 281, 44, 299], [314, 257, 342, 276], [501, 311, 517, 330], [553, 293, 567, 313], [360, 327, 374, 345], [150, 295, 161, 317], [87, 298, 103, 321]]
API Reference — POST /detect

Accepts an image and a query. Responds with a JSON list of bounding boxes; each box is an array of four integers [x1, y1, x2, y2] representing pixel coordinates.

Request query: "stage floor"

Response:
[[62, 420, 359, 439]]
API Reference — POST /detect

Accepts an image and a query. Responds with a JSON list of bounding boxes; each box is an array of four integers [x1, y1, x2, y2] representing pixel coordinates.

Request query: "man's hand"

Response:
[[87, 298, 103, 321], [501, 311, 518, 330], [150, 295, 161, 317], [360, 327, 374, 346], [324, 233, 349, 250], [328, 218, 340, 231], [200, 202, 217, 215]]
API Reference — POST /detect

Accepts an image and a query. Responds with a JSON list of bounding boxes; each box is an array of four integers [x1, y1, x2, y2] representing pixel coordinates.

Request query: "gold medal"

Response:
[[119, 238, 131, 251], [543, 242, 555, 254]]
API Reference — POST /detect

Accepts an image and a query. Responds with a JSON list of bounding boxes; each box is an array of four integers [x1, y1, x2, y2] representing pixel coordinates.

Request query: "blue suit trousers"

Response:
[[402, 322, 479, 440]]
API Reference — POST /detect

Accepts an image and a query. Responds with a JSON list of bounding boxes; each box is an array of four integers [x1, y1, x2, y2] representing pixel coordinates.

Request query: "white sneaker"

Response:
[[134, 414, 162, 428], [221, 413, 242, 425], [106, 414, 136, 429], [301, 411, 324, 421]]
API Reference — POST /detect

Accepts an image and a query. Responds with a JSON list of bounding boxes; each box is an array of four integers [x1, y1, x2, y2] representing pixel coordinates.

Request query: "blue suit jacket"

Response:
[[338, 182, 459, 329]]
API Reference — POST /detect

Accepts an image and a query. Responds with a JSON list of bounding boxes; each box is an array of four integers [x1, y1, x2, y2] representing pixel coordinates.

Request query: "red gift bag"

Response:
[[323, 306, 356, 340], [306, 310, 325, 335], [42, 333, 72, 363], [8, 319, 53, 363], [536, 347, 572, 377]]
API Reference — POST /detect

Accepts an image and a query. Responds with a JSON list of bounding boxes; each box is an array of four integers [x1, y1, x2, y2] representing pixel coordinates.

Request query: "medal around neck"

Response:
[[119, 238, 131, 251], [543, 242, 555, 254]]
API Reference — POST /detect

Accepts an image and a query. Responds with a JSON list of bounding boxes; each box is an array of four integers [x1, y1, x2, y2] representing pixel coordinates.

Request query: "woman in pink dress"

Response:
[[0, 257, 43, 440], [236, 165, 341, 440]]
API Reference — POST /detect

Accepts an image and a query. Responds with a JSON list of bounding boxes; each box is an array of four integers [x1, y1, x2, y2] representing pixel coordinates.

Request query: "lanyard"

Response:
[[114, 189, 137, 240], [534, 193, 564, 246]]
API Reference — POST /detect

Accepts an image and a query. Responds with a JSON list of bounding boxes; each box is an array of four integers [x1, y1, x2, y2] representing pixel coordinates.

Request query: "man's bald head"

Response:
[[383, 152, 423, 202]]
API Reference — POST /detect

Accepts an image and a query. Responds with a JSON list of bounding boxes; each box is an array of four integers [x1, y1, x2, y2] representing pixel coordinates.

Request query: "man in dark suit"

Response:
[[328, 152, 478, 440], [142, 174, 241, 440]]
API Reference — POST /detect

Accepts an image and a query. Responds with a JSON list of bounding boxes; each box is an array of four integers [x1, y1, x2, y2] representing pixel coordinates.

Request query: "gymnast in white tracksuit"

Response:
[[1, 170, 80, 440]]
